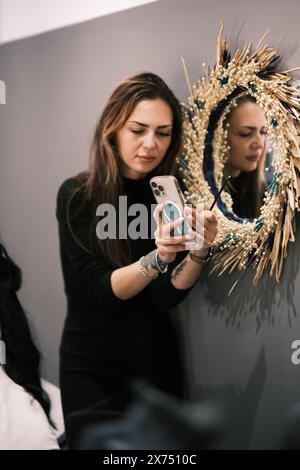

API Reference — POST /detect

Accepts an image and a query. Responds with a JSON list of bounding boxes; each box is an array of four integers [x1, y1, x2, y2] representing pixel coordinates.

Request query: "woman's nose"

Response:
[[251, 133, 265, 149], [142, 131, 156, 149]]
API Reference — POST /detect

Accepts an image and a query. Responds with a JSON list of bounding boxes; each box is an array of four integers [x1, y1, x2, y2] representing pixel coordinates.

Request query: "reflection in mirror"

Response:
[[180, 25, 300, 282], [223, 95, 276, 220]]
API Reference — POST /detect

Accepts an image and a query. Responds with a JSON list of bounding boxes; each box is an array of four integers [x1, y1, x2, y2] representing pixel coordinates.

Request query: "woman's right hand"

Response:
[[153, 204, 196, 264]]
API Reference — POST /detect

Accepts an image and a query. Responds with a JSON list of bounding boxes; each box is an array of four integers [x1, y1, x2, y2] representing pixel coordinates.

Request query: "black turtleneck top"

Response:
[[56, 175, 194, 358]]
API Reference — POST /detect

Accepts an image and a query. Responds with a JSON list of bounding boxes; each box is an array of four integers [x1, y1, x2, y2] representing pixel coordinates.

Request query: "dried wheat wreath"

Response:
[[179, 24, 300, 283]]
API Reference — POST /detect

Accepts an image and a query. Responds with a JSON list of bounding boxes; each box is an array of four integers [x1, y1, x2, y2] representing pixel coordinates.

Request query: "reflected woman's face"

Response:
[[225, 101, 267, 177]]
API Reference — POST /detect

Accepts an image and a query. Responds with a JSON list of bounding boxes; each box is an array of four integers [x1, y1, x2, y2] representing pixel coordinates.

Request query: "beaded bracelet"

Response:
[[139, 256, 159, 281], [189, 252, 206, 265], [189, 247, 214, 264]]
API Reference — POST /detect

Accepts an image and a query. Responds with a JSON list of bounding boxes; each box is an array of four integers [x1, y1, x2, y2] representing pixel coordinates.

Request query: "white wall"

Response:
[[0, 0, 158, 44]]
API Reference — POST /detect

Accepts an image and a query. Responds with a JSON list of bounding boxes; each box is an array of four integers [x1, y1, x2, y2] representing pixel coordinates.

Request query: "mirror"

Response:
[[180, 25, 300, 283]]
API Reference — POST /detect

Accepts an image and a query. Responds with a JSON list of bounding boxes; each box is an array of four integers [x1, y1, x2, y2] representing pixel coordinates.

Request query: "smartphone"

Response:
[[150, 175, 197, 248], [150, 175, 231, 249]]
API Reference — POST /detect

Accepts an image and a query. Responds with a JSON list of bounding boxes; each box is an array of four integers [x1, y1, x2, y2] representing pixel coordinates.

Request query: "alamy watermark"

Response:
[[0, 339, 6, 365], [0, 80, 6, 104], [291, 340, 300, 365], [96, 199, 158, 240], [95, 197, 205, 249]]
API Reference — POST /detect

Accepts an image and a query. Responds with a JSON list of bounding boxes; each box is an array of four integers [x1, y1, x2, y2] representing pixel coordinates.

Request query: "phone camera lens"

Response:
[[158, 185, 164, 191], [151, 182, 157, 188], [154, 189, 160, 196]]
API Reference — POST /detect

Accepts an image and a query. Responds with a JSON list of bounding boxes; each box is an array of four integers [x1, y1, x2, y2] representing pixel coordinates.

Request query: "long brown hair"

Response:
[[68, 72, 183, 267], [225, 95, 266, 219]]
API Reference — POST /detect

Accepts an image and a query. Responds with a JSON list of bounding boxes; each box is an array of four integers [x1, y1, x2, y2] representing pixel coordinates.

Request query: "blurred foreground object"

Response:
[[69, 381, 226, 450]]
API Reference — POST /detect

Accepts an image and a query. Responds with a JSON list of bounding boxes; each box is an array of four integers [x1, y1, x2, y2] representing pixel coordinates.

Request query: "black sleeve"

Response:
[[56, 178, 128, 310], [145, 252, 197, 311]]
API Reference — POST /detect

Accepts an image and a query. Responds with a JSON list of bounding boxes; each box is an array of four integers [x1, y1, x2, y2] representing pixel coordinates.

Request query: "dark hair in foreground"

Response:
[[0, 243, 55, 427], [67, 72, 183, 267]]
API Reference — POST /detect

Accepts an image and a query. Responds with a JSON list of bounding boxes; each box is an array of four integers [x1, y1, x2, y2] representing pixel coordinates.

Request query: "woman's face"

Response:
[[116, 98, 173, 180], [225, 101, 267, 177]]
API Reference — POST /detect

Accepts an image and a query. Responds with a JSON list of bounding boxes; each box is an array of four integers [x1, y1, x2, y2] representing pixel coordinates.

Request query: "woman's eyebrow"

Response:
[[128, 120, 172, 128], [239, 125, 267, 130]]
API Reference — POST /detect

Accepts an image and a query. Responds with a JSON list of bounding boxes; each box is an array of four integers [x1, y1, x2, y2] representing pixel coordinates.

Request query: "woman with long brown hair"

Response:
[[224, 95, 267, 219], [56, 72, 218, 446]]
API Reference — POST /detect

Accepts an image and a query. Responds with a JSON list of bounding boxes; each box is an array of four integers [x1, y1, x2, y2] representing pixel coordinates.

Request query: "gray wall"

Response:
[[179, 214, 300, 449], [1, 0, 300, 448]]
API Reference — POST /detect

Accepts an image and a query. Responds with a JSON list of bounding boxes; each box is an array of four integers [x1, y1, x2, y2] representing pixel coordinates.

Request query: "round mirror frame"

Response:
[[180, 25, 300, 283]]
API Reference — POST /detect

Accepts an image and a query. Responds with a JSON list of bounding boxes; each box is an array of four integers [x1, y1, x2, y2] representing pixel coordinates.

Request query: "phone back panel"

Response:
[[150, 175, 189, 237]]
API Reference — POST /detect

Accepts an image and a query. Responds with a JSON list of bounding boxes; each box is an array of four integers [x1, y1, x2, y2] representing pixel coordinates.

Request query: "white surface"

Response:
[[0, 366, 60, 450], [42, 378, 65, 440], [0, 0, 158, 44]]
